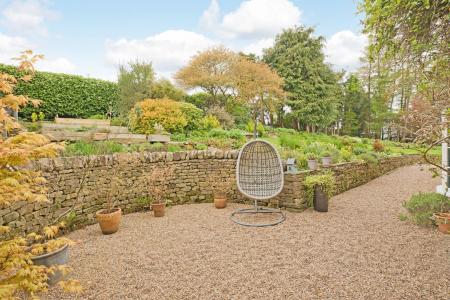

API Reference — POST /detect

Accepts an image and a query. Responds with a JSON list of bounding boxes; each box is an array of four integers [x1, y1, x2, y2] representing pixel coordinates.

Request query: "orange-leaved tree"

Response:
[[0, 50, 81, 299], [233, 57, 285, 136]]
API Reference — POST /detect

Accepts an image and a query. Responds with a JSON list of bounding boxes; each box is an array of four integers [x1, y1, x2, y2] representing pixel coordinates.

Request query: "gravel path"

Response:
[[46, 165, 450, 300]]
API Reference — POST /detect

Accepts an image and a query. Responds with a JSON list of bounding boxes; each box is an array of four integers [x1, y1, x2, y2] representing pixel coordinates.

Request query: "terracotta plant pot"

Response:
[[31, 244, 68, 285], [434, 212, 450, 234], [321, 156, 332, 167], [214, 194, 227, 209], [96, 207, 122, 235], [307, 159, 318, 170], [152, 202, 166, 217]]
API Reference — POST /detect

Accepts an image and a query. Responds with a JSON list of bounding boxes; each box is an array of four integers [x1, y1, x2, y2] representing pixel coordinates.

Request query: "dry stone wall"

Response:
[[0, 151, 423, 234]]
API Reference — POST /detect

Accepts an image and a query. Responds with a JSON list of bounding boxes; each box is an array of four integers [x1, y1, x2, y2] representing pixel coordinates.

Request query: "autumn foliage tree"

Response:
[[0, 50, 80, 299], [175, 46, 238, 107], [233, 57, 285, 136]]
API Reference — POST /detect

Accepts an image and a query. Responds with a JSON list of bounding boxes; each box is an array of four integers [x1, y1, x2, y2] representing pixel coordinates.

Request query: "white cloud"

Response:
[[199, 0, 220, 31], [324, 30, 367, 71], [35, 57, 76, 73], [105, 30, 217, 78], [201, 0, 301, 39], [242, 38, 273, 56], [2, 0, 60, 36], [0, 32, 33, 64]]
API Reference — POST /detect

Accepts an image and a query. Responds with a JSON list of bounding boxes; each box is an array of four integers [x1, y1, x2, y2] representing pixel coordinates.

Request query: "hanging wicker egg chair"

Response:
[[231, 139, 286, 227]]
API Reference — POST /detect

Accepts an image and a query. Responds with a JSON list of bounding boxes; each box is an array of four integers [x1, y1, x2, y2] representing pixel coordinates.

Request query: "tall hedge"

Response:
[[0, 64, 119, 119]]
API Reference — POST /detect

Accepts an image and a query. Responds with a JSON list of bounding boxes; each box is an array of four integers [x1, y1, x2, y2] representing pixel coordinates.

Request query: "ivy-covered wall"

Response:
[[0, 64, 119, 119]]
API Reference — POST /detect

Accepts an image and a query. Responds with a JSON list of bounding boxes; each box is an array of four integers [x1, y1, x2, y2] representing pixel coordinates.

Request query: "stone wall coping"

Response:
[[32, 150, 420, 173], [32, 149, 240, 172]]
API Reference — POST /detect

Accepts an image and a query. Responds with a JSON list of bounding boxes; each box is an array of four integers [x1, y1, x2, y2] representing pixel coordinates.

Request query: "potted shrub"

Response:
[[147, 167, 174, 217], [403, 192, 450, 230], [96, 174, 122, 234], [321, 151, 332, 167], [433, 212, 450, 234], [304, 171, 336, 212], [306, 153, 318, 170]]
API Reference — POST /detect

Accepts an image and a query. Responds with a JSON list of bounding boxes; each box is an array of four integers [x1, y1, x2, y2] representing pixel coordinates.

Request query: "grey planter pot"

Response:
[[31, 244, 69, 285], [313, 185, 328, 212], [307, 159, 318, 170], [321, 156, 332, 167]]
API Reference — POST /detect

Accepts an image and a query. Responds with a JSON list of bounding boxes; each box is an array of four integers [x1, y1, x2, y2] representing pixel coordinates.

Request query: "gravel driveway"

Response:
[[46, 165, 450, 300]]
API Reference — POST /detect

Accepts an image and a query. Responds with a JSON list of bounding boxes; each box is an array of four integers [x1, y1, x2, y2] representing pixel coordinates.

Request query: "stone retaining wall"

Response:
[[0, 151, 423, 234]]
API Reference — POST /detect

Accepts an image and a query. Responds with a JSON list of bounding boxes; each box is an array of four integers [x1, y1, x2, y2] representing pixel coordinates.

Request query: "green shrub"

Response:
[[89, 114, 106, 119], [167, 144, 182, 152], [31, 112, 38, 123], [194, 143, 208, 150], [279, 134, 302, 149], [110, 117, 128, 126], [403, 193, 450, 226], [64, 141, 125, 156], [227, 129, 245, 140], [304, 171, 336, 206], [0, 64, 119, 119], [306, 153, 318, 160], [353, 147, 367, 155], [304, 142, 324, 155], [357, 152, 379, 164], [208, 128, 229, 139], [246, 120, 265, 137], [340, 149, 353, 162], [179, 102, 203, 131], [199, 114, 221, 131]]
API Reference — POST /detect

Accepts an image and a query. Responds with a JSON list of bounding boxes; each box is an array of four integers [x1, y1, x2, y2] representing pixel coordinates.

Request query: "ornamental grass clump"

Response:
[[0, 50, 81, 299]]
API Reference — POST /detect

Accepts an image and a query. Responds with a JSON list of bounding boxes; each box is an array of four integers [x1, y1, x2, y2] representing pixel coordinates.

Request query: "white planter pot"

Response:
[[307, 160, 318, 170], [321, 156, 332, 167]]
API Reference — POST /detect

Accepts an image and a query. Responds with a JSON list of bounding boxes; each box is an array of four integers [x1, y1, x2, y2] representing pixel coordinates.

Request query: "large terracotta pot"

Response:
[[313, 185, 328, 212], [96, 207, 122, 235], [214, 193, 227, 209], [152, 203, 166, 217], [434, 213, 450, 234], [31, 244, 68, 285]]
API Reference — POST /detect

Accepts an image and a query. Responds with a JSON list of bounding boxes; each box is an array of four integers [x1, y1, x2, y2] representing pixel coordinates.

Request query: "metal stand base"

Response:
[[230, 202, 286, 227]]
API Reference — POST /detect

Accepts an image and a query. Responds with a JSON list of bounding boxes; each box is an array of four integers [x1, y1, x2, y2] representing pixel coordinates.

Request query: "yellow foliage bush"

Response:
[[129, 98, 188, 134]]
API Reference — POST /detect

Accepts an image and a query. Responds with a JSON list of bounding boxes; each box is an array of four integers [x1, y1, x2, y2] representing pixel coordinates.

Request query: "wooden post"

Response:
[[438, 111, 449, 195]]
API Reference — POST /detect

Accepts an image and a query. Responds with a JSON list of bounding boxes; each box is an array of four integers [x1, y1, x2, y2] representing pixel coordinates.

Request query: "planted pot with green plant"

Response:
[[321, 151, 332, 167], [306, 153, 318, 170], [147, 167, 175, 217], [304, 171, 335, 212], [403, 192, 450, 233], [96, 171, 122, 234]]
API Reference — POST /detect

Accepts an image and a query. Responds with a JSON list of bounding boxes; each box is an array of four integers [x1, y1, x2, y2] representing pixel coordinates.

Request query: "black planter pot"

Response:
[[31, 244, 69, 285], [313, 185, 328, 212]]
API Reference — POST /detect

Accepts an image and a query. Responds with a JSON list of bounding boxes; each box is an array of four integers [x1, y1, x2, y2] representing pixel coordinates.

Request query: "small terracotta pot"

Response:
[[434, 213, 450, 234], [152, 203, 166, 217], [96, 207, 122, 235], [214, 194, 227, 209]]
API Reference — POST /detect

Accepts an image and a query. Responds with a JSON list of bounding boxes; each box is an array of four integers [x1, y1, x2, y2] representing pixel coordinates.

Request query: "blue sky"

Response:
[[0, 0, 367, 81]]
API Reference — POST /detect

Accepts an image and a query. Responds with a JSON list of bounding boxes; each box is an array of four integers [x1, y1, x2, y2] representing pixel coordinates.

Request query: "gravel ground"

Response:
[[45, 165, 450, 300]]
